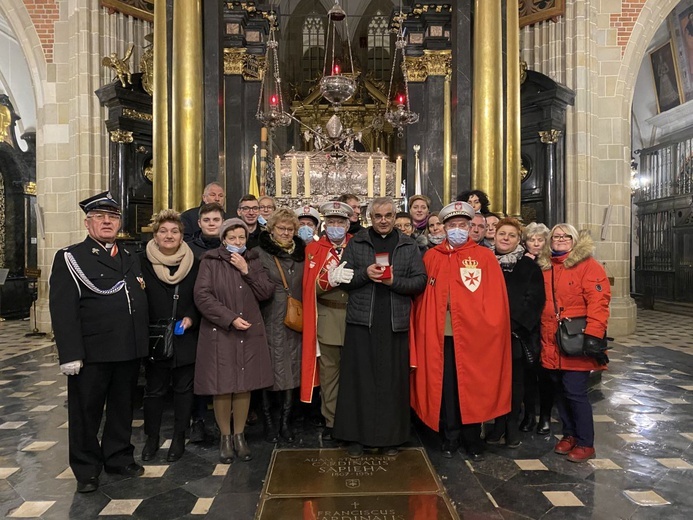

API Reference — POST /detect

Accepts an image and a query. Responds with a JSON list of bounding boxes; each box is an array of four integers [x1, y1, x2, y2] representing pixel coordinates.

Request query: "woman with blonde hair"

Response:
[[256, 208, 306, 443], [520, 221, 554, 435], [537, 223, 610, 462], [140, 210, 200, 462]]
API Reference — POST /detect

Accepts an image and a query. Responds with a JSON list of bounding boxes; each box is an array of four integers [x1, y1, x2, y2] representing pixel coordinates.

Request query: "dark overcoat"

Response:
[[139, 253, 201, 367], [194, 246, 274, 395], [256, 232, 305, 391], [49, 236, 149, 364]]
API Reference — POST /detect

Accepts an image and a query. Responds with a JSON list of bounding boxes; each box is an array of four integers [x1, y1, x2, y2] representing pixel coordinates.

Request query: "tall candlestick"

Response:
[[367, 156, 374, 198], [380, 157, 387, 197], [395, 156, 402, 197], [275, 155, 282, 197], [291, 156, 298, 198], [304, 156, 311, 197]]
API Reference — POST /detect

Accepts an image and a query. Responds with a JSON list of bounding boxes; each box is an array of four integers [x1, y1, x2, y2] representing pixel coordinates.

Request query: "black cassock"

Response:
[[334, 230, 410, 447]]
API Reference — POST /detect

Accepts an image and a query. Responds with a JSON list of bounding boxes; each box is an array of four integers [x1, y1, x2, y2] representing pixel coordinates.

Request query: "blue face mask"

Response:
[[446, 228, 469, 248], [428, 234, 445, 245], [225, 244, 246, 255], [325, 226, 347, 243], [257, 215, 267, 226], [298, 225, 315, 243]]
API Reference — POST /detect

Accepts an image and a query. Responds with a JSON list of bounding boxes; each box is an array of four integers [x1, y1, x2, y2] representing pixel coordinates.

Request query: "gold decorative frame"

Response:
[[649, 40, 685, 113], [519, 0, 565, 28]]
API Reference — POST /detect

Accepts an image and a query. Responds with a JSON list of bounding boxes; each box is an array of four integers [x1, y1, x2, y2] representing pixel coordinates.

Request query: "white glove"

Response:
[[328, 261, 354, 286], [60, 360, 83, 376]]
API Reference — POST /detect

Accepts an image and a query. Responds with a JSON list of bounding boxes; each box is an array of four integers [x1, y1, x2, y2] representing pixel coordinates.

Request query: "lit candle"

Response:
[[367, 156, 374, 198], [380, 157, 387, 197], [395, 156, 402, 197], [333, 64, 341, 75], [270, 94, 278, 106], [304, 156, 311, 197], [291, 156, 298, 198], [275, 156, 282, 197], [397, 93, 406, 106]]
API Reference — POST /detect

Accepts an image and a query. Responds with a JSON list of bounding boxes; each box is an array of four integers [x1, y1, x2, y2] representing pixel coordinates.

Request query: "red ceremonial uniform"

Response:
[[300, 234, 350, 403], [410, 239, 512, 428]]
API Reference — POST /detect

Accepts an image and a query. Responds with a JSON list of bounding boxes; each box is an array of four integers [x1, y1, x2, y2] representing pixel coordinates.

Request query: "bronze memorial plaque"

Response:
[[265, 448, 440, 496], [257, 494, 457, 520]]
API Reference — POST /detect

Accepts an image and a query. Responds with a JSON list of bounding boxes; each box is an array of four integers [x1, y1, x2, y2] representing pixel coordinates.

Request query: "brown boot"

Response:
[[219, 434, 233, 464]]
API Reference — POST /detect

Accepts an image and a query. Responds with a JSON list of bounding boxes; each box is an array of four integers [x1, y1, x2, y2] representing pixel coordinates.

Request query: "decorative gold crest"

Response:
[[462, 257, 479, 269]]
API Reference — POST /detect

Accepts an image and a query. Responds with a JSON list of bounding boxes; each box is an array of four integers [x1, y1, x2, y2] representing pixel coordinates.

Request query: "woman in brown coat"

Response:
[[194, 218, 274, 464]]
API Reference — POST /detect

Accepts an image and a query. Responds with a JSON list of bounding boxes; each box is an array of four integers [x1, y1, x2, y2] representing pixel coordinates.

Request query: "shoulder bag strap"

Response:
[[171, 284, 180, 320], [273, 256, 291, 296], [550, 266, 560, 320]]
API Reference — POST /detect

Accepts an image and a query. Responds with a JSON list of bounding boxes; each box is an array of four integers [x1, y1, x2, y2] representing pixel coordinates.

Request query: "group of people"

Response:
[[49, 185, 611, 494]]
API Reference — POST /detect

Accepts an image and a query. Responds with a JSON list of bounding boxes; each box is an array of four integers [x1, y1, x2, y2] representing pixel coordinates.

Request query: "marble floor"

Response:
[[0, 310, 692, 519]]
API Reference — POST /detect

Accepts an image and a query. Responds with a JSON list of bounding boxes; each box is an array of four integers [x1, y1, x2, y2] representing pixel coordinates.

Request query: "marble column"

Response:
[[202, 0, 225, 187], [540, 129, 561, 227], [452, 0, 473, 198]]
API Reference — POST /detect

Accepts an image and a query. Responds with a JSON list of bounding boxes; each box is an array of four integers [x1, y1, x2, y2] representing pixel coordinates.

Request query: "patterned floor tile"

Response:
[[142, 465, 168, 478], [191, 498, 214, 515], [98, 499, 142, 516], [588, 459, 622, 469], [514, 460, 548, 471], [680, 433, 693, 441], [0, 421, 27, 429], [618, 434, 647, 442], [33, 380, 56, 386], [55, 468, 74, 479], [29, 405, 57, 412], [8, 392, 33, 398], [0, 467, 20, 478], [655, 458, 693, 469], [623, 490, 670, 506], [663, 398, 688, 404], [542, 491, 584, 507], [212, 464, 229, 476], [593, 415, 616, 422], [8, 502, 55, 518], [21, 441, 58, 452]]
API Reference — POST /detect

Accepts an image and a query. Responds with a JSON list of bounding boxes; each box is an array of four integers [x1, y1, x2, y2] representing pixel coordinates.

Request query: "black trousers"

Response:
[[439, 337, 483, 452], [523, 364, 554, 418], [67, 359, 140, 482], [143, 361, 194, 437]]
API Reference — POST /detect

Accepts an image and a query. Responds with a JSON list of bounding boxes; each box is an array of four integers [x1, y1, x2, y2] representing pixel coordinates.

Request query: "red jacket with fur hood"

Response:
[[538, 231, 611, 371]]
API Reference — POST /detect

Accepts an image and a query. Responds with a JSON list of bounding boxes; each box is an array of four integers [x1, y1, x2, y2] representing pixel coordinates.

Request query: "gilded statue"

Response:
[[102, 43, 135, 88]]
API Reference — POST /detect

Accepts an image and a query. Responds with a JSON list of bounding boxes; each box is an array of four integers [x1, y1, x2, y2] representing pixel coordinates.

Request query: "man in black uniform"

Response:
[[49, 192, 149, 493]]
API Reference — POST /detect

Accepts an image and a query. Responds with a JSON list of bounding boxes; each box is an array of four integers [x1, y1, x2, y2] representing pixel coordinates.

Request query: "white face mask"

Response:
[[326, 226, 347, 243], [298, 225, 315, 243]]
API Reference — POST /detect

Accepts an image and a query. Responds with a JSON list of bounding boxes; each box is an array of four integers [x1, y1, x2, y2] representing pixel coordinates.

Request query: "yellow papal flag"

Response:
[[249, 152, 260, 197]]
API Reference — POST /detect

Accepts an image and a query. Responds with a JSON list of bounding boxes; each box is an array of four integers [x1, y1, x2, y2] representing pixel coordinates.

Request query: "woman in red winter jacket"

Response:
[[537, 224, 611, 463]]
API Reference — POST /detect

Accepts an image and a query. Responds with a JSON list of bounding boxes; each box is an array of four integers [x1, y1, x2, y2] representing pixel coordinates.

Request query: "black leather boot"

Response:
[[141, 435, 159, 461], [219, 435, 233, 464], [262, 390, 279, 443], [519, 413, 537, 432], [280, 390, 295, 442], [536, 415, 551, 435], [233, 433, 252, 461], [167, 432, 185, 462]]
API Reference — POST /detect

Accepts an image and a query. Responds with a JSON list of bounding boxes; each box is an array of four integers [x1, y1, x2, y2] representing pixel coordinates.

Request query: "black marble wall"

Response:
[[452, 0, 473, 199]]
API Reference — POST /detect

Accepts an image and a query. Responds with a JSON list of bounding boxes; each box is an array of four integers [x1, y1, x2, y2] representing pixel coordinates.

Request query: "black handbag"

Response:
[[148, 285, 179, 361], [551, 267, 586, 357]]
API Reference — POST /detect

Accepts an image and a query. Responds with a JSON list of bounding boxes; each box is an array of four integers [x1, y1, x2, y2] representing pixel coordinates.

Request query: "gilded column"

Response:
[[172, 0, 204, 211], [153, 0, 169, 212], [472, 0, 504, 213], [443, 76, 452, 204], [506, 0, 521, 218]]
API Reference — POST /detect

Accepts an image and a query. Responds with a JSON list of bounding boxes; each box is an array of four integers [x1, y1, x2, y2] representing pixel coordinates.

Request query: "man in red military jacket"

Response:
[[301, 201, 354, 440], [410, 201, 512, 461]]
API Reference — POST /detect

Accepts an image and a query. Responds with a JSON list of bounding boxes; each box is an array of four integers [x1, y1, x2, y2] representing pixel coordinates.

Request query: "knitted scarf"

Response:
[[146, 239, 194, 284], [495, 244, 526, 272]]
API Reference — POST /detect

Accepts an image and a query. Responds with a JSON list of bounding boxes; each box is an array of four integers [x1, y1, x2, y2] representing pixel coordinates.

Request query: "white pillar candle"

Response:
[[380, 157, 387, 197], [304, 156, 311, 197], [291, 156, 298, 198], [395, 156, 402, 197], [275, 156, 282, 197], [367, 156, 374, 198]]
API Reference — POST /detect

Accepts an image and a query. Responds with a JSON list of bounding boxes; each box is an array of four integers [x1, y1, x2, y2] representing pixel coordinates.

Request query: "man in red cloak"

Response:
[[410, 201, 512, 461], [300, 201, 354, 440]]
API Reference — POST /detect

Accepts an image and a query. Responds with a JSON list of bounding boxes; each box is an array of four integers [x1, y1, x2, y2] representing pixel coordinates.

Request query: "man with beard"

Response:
[[334, 197, 427, 457]]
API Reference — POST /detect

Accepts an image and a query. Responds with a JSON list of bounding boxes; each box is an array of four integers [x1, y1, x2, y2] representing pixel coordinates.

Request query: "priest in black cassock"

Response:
[[333, 196, 427, 457]]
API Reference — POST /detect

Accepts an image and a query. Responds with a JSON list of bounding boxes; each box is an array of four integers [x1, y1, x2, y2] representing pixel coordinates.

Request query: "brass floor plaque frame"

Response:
[[255, 448, 459, 520]]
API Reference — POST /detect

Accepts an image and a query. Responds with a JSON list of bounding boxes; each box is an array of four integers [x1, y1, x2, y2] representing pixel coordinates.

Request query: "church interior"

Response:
[[0, 0, 692, 518]]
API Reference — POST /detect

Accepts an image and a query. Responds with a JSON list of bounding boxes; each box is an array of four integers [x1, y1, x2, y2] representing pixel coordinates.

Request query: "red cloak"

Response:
[[410, 240, 512, 428], [300, 235, 350, 403]]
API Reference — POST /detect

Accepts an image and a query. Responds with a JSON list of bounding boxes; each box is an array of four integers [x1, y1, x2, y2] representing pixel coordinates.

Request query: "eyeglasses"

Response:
[[259, 205, 275, 211], [88, 213, 121, 221], [239, 206, 259, 212], [275, 225, 294, 234], [395, 223, 412, 230], [552, 234, 573, 242], [372, 213, 395, 221]]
